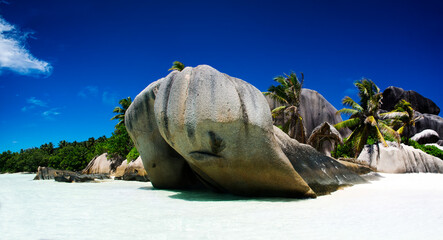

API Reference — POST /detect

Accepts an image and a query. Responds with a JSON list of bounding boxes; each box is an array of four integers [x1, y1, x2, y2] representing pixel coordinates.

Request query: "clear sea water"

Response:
[[1, 173, 442, 240]]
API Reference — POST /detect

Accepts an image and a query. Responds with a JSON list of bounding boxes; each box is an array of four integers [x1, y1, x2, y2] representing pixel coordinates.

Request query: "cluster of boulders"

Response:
[[355, 86, 443, 173], [266, 88, 351, 156], [34, 153, 149, 183], [125, 65, 366, 198], [381, 86, 443, 146]]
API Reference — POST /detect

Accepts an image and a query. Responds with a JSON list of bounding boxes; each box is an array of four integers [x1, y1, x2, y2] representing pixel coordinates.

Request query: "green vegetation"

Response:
[[168, 61, 185, 71], [334, 79, 400, 157], [264, 71, 307, 143], [406, 138, 443, 160], [0, 97, 136, 173], [110, 97, 132, 127]]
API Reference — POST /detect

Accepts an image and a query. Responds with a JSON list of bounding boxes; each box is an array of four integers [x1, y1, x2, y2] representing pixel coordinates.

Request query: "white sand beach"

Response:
[[1, 173, 442, 240]]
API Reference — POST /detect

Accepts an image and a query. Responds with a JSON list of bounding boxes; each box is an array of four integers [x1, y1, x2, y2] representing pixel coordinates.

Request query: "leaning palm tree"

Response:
[[307, 122, 343, 156], [111, 97, 132, 127], [264, 72, 306, 142], [168, 61, 185, 71], [334, 79, 400, 157]]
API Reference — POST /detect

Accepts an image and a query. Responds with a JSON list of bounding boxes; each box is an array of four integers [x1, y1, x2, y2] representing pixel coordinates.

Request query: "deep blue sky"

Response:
[[1, 0, 442, 152]]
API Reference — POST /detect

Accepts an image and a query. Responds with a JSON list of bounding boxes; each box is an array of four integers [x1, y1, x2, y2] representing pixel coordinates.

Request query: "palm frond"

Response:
[[379, 111, 407, 120], [342, 96, 363, 111], [334, 118, 360, 130], [337, 108, 358, 116], [379, 121, 401, 144], [168, 61, 185, 71]]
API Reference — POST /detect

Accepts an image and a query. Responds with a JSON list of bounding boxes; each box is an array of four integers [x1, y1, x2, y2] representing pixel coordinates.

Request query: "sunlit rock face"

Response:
[[273, 126, 365, 195], [126, 65, 365, 198], [125, 79, 198, 189], [154, 65, 315, 198], [358, 142, 443, 173]]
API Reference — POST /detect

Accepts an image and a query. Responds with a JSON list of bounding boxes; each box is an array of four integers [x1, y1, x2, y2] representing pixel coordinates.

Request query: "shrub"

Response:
[[407, 139, 443, 160]]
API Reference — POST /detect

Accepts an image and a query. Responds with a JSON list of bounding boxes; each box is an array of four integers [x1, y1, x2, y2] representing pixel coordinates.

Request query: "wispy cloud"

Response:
[[21, 97, 61, 119], [78, 86, 99, 98], [42, 108, 61, 119], [102, 91, 119, 105], [0, 17, 52, 77], [27, 96, 47, 107]]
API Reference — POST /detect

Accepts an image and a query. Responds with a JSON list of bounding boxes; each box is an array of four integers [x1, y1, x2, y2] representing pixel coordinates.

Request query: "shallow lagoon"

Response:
[[1, 173, 442, 240]]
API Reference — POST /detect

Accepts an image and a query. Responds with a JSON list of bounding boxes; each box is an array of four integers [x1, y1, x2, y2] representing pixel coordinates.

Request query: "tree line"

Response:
[[1, 61, 441, 173]]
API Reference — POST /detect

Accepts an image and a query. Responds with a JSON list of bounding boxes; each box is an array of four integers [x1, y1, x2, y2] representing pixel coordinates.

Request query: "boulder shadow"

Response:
[[138, 186, 155, 191], [168, 189, 304, 202]]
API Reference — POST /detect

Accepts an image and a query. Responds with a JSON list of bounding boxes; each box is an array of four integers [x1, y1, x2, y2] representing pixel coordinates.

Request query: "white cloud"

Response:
[[0, 17, 52, 76], [78, 86, 99, 98], [26, 96, 48, 107], [42, 108, 60, 119]]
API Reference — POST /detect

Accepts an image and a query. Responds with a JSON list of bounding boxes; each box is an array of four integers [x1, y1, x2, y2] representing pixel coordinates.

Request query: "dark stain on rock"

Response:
[[187, 124, 195, 140], [152, 163, 156, 168], [208, 131, 225, 154], [161, 76, 176, 140]]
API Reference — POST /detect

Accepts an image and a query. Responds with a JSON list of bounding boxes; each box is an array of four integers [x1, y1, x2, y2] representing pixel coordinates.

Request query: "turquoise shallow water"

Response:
[[1, 173, 442, 240]]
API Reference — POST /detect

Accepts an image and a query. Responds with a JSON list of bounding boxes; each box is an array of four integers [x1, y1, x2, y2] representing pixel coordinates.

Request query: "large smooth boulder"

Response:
[[120, 157, 149, 182], [413, 113, 443, 140], [381, 86, 440, 115], [266, 89, 350, 138], [266, 89, 350, 155], [411, 129, 440, 144], [357, 142, 443, 173], [153, 65, 315, 198], [125, 79, 199, 189], [82, 153, 117, 174], [273, 126, 365, 195]]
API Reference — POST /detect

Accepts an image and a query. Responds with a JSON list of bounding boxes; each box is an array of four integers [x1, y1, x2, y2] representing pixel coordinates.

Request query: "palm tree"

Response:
[[111, 97, 132, 127], [168, 61, 185, 71], [307, 122, 343, 156], [384, 99, 420, 143], [334, 79, 400, 157], [264, 72, 306, 142]]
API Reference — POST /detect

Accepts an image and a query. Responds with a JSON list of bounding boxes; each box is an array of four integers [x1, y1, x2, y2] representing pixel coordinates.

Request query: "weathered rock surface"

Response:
[[413, 113, 443, 140], [381, 86, 440, 115], [34, 166, 110, 182], [82, 153, 116, 174], [357, 142, 443, 173], [274, 126, 365, 195], [125, 79, 198, 189], [153, 65, 315, 198], [126, 65, 368, 198], [117, 157, 149, 182], [307, 122, 343, 157], [266, 89, 350, 155], [411, 129, 440, 144], [266, 89, 350, 137], [54, 173, 110, 183], [34, 167, 76, 180], [81, 153, 148, 181]]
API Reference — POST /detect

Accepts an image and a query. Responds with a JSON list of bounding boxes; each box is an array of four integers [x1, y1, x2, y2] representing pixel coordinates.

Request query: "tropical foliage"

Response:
[[0, 97, 138, 173], [110, 97, 132, 127], [406, 138, 443, 160], [168, 61, 185, 71], [264, 72, 307, 142], [334, 79, 400, 157], [385, 99, 420, 142]]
